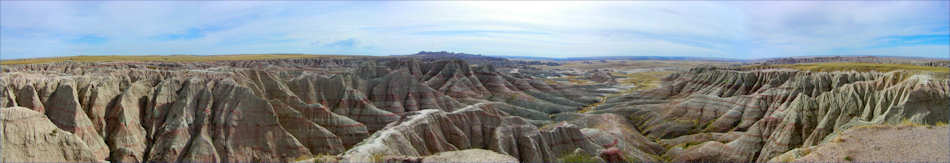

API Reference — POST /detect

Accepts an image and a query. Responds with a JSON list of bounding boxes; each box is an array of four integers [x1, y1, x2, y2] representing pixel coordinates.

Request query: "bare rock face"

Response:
[[1, 81, 14, 107], [340, 103, 602, 163], [44, 82, 111, 160], [292, 74, 399, 132], [420, 60, 490, 99], [2, 106, 98, 162], [566, 113, 664, 162], [77, 78, 123, 137], [771, 125, 949, 162], [366, 70, 464, 114], [145, 79, 217, 162], [597, 67, 950, 162], [105, 81, 150, 162], [273, 100, 346, 155], [208, 79, 312, 162], [586, 69, 616, 84], [420, 149, 518, 163], [14, 84, 44, 113], [1, 59, 609, 163], [472, 65, 592, 114]]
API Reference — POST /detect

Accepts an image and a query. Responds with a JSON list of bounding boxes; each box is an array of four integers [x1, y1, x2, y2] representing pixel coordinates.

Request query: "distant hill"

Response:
[[760, 56, 950, 67], [390, 51, 561, 67], [496, 55, 744, 62], [395, 51, 508, 62]]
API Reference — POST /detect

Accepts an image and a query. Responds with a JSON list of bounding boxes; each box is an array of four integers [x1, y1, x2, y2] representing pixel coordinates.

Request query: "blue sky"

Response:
[[1, 1, 948, 59]]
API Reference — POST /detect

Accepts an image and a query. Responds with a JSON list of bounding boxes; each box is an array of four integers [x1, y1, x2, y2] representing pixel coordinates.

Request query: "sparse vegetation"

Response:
[[531, 60, 731, 72], [936, 122, 948, 127], [558, 152, 600, 163], [844, 156, 853, 161], [677, 142, 704, 150], [577, 96, 607, 113], [1, 54, 358, 65], [370, 153, 386, 163], [296, 154, 337, 163], [899, 119, 926, 127], [746, 62, 949, 73], [832, 137, 847, 143]]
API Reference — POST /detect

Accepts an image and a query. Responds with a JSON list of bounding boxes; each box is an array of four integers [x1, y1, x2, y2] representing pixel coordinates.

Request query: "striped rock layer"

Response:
[[340, 103, 603, 163], [594, 67, 950, 162], [0, 58, 597, 162]]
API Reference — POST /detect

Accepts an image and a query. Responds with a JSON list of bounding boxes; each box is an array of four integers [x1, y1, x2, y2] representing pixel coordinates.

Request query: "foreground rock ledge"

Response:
[[1, 107, 98, 162], [770, 125, 949, 162]]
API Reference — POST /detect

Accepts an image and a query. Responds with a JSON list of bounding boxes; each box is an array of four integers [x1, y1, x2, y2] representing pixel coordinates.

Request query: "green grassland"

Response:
[[1, 54, 360, 65]]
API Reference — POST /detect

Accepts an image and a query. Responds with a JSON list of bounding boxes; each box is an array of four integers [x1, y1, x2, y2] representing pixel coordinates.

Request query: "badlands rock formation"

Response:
[[340, 102, 603, 163], [2, 56, 947, 163], [2, 106, 98, 162], [770, 125, 948, 162], [586, 69, 616, 84], [593, 67, 950, 162], [419, 149, 519, 163], [0, 57, 601, 162]]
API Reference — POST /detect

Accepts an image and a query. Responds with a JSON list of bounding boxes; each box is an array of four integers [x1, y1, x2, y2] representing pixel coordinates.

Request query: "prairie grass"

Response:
[[936, 121, 948, 127], [614, 71, 674, 92], [577, 96, 607, 113], [558, 152, 600, 163], [1, 54, 359, 65], [746, 62, 948, 73], [370, 153, 385, 163], [899, 119, 927, 127]]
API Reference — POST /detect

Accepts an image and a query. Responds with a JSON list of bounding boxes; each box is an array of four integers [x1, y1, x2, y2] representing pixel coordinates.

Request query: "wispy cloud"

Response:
[[1, 1, 947, 59], [322, 38, 358, 48], [67, 35, 108, 45]]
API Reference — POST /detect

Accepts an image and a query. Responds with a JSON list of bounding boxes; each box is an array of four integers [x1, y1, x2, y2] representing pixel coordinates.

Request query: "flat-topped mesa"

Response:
[[340, 103, 604, 163], [597, 67, 949, 162]]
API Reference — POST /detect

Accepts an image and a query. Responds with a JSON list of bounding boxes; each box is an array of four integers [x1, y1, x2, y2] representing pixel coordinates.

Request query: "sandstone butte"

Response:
[[0, 56, 947, 163]]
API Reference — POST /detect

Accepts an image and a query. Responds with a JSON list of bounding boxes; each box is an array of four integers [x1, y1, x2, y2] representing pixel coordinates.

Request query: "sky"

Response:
[[1, 1, 948, 60]]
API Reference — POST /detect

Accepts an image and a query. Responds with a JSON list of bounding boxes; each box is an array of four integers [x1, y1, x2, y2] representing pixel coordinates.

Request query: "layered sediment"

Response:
[[0, 58, 598, 162], [4, 56, 945, 163], [594, 67, 950, 162]]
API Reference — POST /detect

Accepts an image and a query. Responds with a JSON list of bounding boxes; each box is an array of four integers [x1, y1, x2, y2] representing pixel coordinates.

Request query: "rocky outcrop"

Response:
[[420, 149, 519, 163], [2, 107, 98, 162], [105, 81, 150, 162], [77, 78, 123, 137], [586, 69, 616, 84], [420, 60, 490, 99], [365, 70, 464, 114], [564, 113, 664, 162], [771, 125, 948, 162], [14, 84, 45, 113], [44, 82, 111, 160], [596, 67, 950, 162], [340, 103, 603, 163], [1, 58, 609, 163]]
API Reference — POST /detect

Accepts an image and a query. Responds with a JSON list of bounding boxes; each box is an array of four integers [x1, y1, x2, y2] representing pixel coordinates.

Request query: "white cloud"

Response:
[[1, 1, 947, 59]]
